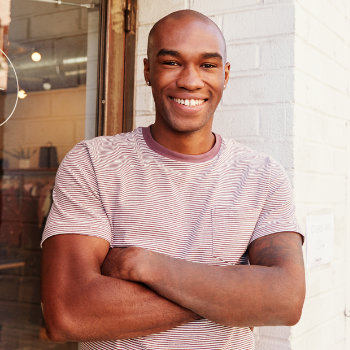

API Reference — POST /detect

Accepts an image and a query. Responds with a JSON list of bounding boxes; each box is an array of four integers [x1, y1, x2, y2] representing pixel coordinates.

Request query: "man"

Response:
[[41, 9, 305, 350]]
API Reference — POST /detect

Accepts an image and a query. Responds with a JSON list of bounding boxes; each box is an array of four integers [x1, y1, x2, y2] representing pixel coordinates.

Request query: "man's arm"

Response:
[[103, 231, 305, 327], [41, 234, 199, 342]]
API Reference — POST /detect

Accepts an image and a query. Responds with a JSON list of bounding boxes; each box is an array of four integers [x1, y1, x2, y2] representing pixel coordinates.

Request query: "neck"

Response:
[[150, 124, 215, 155]]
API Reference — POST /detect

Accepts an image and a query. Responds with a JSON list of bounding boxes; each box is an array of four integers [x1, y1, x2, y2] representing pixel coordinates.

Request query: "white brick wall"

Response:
[[134, 1, 350, 349], [293, 1, 350, 349]]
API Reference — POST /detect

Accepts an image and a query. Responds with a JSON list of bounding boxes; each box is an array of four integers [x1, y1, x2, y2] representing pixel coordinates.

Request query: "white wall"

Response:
[[134, 0, 350, 349], [291, 1, 350, 349]]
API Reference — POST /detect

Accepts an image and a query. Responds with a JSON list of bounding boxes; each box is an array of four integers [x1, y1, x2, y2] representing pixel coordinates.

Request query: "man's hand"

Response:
[[101, 247, 146, 281], [102, 247, 176, 284]]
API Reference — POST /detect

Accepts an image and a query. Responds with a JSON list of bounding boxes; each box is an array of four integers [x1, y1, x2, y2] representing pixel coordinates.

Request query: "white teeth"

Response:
[[172, 97, 205, 106]]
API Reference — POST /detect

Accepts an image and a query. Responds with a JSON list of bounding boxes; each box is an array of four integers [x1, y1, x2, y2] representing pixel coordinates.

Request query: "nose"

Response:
[[176, 64, 205, 90]]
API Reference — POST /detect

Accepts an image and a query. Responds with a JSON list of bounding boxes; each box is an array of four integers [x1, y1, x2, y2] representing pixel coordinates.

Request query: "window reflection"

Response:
[[0, 0, 101, 348]]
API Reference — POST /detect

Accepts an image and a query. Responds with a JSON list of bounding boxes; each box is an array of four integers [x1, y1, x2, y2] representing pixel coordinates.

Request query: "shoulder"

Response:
[[81, 127, 142, 156], [62, 128, 143, 164]]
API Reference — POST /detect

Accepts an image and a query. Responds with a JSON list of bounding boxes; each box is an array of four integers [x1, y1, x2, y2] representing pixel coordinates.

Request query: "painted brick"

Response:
[[212, 108, 259, 137], [301, 0, 347, 43], [285, 105, 295, 136], [334, 91, 350, 120], [135, 115, 156, 128], [254, 326, 291, 350], [264, 0, 293, 3], [293, 70, 309, 106], [294, 105, 327, 144], [260, 37, 294, 69], [295, 173, 346, 203], [138, 0, 186, 24], [295, 2, 310, 39], [136, 24, 152, 55], [335, 36, 350, 70], [223, 71, 293, 105], [295, 37, 348, 93], [292, 314, 345, 350], [136, 54, 146, 83], [259, 106, 286, 138], [324, 117, 347, 148], [135, 85, 154, 114], [223, 5, 294, 41], [328, 340, 347, 350], [294, 288, 345, 336], [333, 148, 348, 175], [304, 260, 345, 299], [297, 76, 338, 118], [307, 14, 336, 57], [294, 141, 334, 174], [236, 138, 293, 170], [227, 44, 259, 71], [190, 0, 260, 14]]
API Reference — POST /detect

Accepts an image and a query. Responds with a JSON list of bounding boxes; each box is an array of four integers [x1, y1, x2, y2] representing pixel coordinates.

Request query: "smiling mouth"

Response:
[[170, 96, 207, 107]]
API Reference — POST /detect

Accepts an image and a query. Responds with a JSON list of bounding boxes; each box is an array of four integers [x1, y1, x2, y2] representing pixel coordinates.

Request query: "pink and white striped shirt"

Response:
[[42, 126, 301, 350]]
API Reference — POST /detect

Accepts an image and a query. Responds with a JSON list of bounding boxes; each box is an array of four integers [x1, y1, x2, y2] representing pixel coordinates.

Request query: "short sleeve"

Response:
[[41, 142, 112, 246], [249, 158, 303, 244]]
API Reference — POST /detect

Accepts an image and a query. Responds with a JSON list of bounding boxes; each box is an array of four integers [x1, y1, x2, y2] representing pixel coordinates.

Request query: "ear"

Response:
[[144, 58, 150, 85], [224, 62, 230, 89]]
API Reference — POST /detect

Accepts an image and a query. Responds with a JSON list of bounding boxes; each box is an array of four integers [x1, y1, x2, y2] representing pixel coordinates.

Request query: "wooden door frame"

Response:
[[96, 0, 137, 136]]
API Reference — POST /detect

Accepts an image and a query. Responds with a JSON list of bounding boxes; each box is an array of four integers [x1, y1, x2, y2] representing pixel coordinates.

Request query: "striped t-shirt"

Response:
[[42, 126, 301, 350]]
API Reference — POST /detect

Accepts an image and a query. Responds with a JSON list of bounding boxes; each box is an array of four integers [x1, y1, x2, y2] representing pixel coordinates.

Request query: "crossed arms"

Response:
[[41, 230, 305, 342]]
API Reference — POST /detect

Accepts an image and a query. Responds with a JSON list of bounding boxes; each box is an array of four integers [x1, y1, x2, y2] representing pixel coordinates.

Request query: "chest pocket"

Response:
[[211, 206, 259, 265]]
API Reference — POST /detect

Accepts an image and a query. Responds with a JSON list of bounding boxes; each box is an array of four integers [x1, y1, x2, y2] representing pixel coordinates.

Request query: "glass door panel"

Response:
[[0, 1, 103, 348]]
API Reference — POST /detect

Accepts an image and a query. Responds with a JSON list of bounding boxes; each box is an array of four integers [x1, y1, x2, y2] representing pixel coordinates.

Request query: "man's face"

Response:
[[144, 17, 230, 135]]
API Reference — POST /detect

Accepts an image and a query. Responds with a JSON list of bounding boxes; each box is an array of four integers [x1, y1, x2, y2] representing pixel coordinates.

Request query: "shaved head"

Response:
[[147, 10, 227, 62]]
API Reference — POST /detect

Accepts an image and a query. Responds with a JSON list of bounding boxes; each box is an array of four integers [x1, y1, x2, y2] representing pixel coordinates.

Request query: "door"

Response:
[[0, 0, 135, 348]]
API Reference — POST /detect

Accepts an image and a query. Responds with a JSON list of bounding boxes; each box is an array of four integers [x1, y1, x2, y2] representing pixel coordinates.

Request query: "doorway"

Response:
[[0, 0, 136, 348]]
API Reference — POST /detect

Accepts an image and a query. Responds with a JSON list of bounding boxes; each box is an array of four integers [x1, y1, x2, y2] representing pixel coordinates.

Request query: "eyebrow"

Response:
[[156, 49, 223, 61]]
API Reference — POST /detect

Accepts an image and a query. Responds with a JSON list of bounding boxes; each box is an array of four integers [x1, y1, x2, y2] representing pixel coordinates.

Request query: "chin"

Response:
[[166, 116, 213, 134]]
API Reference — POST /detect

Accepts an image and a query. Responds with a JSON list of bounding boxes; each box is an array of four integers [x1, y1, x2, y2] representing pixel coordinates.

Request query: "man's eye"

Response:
[[163, 61, 179, 66], [202, 63, 216, 69]]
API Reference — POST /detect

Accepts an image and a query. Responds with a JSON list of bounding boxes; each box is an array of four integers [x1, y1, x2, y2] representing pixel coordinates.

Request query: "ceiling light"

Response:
[[31, 51, 42, 62], [64, 69, 87, 76], [42, 79, 52, 90], [18, 89, 27, 99], [62, 56, 88, 65]]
